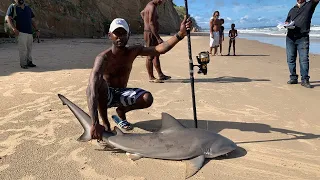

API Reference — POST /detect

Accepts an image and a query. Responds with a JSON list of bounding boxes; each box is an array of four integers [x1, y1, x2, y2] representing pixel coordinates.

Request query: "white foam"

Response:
[[237, 25, 320, 38]]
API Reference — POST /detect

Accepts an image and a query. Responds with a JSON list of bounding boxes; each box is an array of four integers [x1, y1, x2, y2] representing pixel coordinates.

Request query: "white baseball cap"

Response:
[[109, 18, 130, 33]]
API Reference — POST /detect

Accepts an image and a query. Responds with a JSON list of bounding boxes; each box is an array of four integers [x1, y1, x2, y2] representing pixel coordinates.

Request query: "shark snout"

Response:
[[220, 141, 237, 153], [207, 138, 237, 158]]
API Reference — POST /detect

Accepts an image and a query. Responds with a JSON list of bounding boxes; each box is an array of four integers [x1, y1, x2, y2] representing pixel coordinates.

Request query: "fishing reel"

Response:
[[195, 51, 210, 75]]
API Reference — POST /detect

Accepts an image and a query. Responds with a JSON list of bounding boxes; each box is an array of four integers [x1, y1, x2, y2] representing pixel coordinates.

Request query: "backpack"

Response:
[[4, 3, 17, 36]]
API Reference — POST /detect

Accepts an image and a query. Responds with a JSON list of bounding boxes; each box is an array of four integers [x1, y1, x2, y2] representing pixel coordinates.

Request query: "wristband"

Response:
[[175, 33, 184, 41]]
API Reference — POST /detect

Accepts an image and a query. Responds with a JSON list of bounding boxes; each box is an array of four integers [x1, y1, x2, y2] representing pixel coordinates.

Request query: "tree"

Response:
[[173, 5, 200, 31]]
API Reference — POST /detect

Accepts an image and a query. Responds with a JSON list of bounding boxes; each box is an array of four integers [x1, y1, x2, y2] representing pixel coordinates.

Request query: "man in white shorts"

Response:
[[209, 11, 222, 56], [210, 31, 220, 48]]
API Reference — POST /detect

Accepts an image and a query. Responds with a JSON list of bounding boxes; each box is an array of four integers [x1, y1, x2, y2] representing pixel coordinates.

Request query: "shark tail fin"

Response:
[[57, 94, 92, 142]]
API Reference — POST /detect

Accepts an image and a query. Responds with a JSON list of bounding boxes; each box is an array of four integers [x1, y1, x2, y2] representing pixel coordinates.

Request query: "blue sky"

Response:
[[173, 0, 320, 29]]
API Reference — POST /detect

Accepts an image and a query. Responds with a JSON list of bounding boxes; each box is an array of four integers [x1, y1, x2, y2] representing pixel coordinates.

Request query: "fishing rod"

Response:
[[184, 0, 211, 128], [184, 0, 197, 128]]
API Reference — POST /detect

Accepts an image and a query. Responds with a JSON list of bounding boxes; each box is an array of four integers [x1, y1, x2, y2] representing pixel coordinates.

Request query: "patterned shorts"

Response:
[[107, 87, 148, 108]]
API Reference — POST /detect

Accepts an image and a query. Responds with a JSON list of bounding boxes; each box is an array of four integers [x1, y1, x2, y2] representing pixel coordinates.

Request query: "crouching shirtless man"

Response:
[[88, 16, 192, 140]]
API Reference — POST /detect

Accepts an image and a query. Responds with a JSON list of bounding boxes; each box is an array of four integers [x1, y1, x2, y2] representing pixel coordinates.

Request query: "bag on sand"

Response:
[[4, 3, 17, 36]]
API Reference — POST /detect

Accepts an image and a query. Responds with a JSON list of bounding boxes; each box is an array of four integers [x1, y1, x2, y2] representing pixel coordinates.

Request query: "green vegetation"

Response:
[[173, 4, 201, 31]]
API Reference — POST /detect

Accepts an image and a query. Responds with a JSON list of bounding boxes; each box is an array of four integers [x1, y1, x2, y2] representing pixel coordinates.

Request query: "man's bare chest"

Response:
[[105, 58, 133, 74]]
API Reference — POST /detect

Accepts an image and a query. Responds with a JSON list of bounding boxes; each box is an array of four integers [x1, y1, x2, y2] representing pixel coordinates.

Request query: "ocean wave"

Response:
[[237, 25, 320, 37]]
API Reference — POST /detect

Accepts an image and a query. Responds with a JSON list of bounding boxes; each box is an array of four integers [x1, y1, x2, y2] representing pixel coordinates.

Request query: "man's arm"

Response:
[[140, 10, 145, 19], [32, 19, 38, 31], [285, 9, 292, 24], [137, 16, 191, 57], [5, 15, 16, 30], [209, 19, 214, 37], [87, 55, 105, 126], [5, 5, 18, 34], [148, 6, 161, 41]]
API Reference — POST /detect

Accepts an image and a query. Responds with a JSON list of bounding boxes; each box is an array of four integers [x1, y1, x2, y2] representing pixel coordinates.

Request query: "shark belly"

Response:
[[108, 132, 203, 160]]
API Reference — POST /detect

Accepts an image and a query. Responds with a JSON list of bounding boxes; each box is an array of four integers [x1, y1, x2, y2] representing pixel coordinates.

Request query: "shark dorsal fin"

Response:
[[114, 126, 124, 135], [159, 113, 185, 133]]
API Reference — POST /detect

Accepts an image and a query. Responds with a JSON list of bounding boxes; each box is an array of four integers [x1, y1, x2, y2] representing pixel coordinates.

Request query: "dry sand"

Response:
[[0, 34, 319, 180]]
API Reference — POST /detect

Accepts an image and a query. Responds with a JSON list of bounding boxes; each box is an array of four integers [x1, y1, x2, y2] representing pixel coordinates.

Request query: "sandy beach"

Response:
[[0, 34, 319, 180]]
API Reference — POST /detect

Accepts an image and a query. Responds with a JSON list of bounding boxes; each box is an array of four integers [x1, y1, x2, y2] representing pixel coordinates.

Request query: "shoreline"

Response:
[[191, 31, 320, 55]]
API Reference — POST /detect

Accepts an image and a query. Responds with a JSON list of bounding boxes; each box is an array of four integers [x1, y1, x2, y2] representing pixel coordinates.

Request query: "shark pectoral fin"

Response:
[[58, 94, 93, 142], [114, 127, 124, 135], [126, 152, 143, 161], [185, 155, 205, 179], [77, 133, 92, 142]]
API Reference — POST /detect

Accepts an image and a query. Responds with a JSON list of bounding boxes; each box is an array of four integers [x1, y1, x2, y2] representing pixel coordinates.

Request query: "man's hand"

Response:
[[179, 16, 193, 36], [90, 123, 105, 140], [13, 28, 19, 36], [36, 31, 40, 38], [157, 38, 164, 44]]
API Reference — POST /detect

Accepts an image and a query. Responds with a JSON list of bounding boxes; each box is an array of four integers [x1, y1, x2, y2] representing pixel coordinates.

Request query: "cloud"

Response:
[[172, 0, 320, 28]]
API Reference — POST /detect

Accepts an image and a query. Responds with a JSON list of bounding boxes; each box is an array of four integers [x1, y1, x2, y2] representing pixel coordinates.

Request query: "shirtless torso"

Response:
[[87, 17, 192, 139], [210, 17, 221, 32], [229, 29, 238, 40], [142, 2, 159, 32], [141, 1, 161, 42], [98, 47, 139, 88]]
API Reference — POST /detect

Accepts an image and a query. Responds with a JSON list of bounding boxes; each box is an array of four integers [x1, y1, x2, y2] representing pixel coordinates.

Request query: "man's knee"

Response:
[[142, 92, 153, 107]]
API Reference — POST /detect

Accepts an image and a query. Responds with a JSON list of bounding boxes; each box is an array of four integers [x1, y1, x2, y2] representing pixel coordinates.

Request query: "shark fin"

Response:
[[114, 127, 124, 135], [58, 94, 92, 142], [159, 113, 185, 133], [126, 152, 143, 161], [77, 133, 91, 142], [185, 155, 205, 179]]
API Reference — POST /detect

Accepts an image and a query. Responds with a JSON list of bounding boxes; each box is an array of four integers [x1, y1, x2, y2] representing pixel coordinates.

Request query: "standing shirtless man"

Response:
[[209, 11, 222, 56], [141, 0, 171, 83], [88, 17, 192, 139]]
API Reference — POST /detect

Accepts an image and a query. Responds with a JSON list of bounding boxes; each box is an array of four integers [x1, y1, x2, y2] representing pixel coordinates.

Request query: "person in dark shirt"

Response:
[[285, 0, 319, 88], [5, 0, 40, 69], [219, 19, 225, 56]]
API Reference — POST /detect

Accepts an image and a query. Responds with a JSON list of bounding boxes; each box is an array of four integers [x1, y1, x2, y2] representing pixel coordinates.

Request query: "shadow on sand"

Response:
[[226, 54, 270, 57], [310, 81, 320, 87], [134, 118, 319, 145], [164, 76, 271, 84]]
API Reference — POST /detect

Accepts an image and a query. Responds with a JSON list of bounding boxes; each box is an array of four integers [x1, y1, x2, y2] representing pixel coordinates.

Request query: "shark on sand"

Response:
[[58, 94, 237, 179]]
